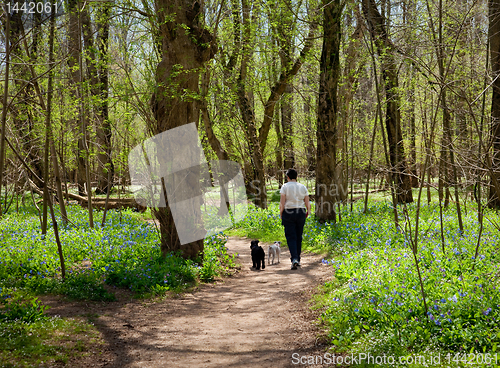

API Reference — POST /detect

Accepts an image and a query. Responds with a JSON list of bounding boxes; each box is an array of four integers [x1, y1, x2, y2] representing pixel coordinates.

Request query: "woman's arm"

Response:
[[280, 193, 286, 218], [304, 195, 311, 217]]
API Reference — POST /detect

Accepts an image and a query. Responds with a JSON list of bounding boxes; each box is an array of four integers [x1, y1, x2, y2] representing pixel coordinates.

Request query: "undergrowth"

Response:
[[0, 203, 236, 366], [0, 205, 235, 299], [0, 287, 101, 368]]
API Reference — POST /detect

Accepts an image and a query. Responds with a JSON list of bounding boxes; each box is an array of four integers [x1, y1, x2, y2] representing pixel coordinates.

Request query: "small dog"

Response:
[[250, 240, 265, 270], [268, 241, 281, 265]]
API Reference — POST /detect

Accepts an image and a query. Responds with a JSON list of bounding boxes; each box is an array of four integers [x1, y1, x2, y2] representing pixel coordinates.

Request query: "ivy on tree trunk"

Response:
[[151, 0, 216, 259]]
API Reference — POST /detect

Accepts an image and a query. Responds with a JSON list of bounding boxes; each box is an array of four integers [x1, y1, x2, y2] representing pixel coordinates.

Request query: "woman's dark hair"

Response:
[[286, 168, 298, 180]]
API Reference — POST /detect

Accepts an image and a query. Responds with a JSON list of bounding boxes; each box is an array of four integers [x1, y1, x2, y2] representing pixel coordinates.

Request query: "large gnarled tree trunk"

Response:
[[151, 0, 216, 258]]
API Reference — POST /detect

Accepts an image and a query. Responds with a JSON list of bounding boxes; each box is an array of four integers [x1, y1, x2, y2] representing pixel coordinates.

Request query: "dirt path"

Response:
[[44, 237, 334, 368]]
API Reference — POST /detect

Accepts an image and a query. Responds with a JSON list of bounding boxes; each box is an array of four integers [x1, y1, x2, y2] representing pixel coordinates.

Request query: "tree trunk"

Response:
[[408, 68, 418, 187], [274, 107, 284, 187], [403, 0, 418, 188], [199, 69, 233, 215], [426, 0, 463, 231], [67, 0, 83, 194], [232, 0, 316, 207], [151, 0, 216, 259], [45, 0, 66, 278], [278, 0, 294, 171], [42, 4, 59, 235], [489, 0, 500, 207], [281, 85, 294, 171], [80, 6, 94, 227], [200, 72, 230, 163], [0, 9, 10, 217], [236, 78, 267, 208], [95, 1, 114, 195], [10, 6, 69, 227], [438, 140, 447, 204], [316, 0, 344, 223], [339, 10, 362, 202], [362, 0, 413, 204], [303, 76, 315, 175], [79, 6, 98, 197], [236, 0, 267, 208]]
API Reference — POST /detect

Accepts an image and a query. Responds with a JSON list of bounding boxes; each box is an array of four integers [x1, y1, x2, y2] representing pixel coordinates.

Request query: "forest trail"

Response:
[[44, 237, 333, 368]]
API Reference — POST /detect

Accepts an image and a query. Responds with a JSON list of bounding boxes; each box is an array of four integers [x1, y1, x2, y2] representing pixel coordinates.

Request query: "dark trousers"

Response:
[[282, 208, 306, 262]]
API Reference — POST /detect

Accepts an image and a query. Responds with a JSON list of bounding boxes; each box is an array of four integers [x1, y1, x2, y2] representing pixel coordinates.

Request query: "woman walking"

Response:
[[279, 169, 311, 269]]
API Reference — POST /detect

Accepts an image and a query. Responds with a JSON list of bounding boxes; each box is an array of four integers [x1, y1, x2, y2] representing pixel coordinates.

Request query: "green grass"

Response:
[[0, 289, 101, 368], [0, 316, 102, 368], [226, 202, 284, 242]]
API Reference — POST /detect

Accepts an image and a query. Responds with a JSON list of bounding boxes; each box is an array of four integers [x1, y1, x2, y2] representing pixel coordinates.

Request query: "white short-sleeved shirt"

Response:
[[280, 181, 309, 209]]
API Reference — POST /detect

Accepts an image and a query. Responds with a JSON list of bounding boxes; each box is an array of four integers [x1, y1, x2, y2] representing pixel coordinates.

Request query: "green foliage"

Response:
[[0, 315, 100, 368], [0, 287, 101, 367], [232, 200, 500, 361], [61, 271, 116, 301], [229, 202, 285, 243], [0, 204, 238, 365], [200, 232, 236, 282], [0, 289, 47, 323], [312, 202, 500, 359], [104, 250, 196, 293], [270, 190, 281, 202], [0, 205, 236, 299]]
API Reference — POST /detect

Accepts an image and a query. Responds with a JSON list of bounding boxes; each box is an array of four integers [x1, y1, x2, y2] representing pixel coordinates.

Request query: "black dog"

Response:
[[250, 240, 265, 270]]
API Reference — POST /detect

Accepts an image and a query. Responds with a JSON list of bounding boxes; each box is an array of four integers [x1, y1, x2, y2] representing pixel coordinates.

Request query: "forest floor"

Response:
[[41, 237, 335, 368]]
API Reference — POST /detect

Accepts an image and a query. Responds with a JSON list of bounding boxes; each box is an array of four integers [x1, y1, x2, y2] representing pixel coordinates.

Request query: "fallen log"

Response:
[[85, 198, 147, 212], [28, 179, 146, 212]]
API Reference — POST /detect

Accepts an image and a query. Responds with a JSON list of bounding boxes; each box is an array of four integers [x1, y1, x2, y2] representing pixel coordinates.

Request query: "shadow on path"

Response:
[[43, 237, 334, 368]]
